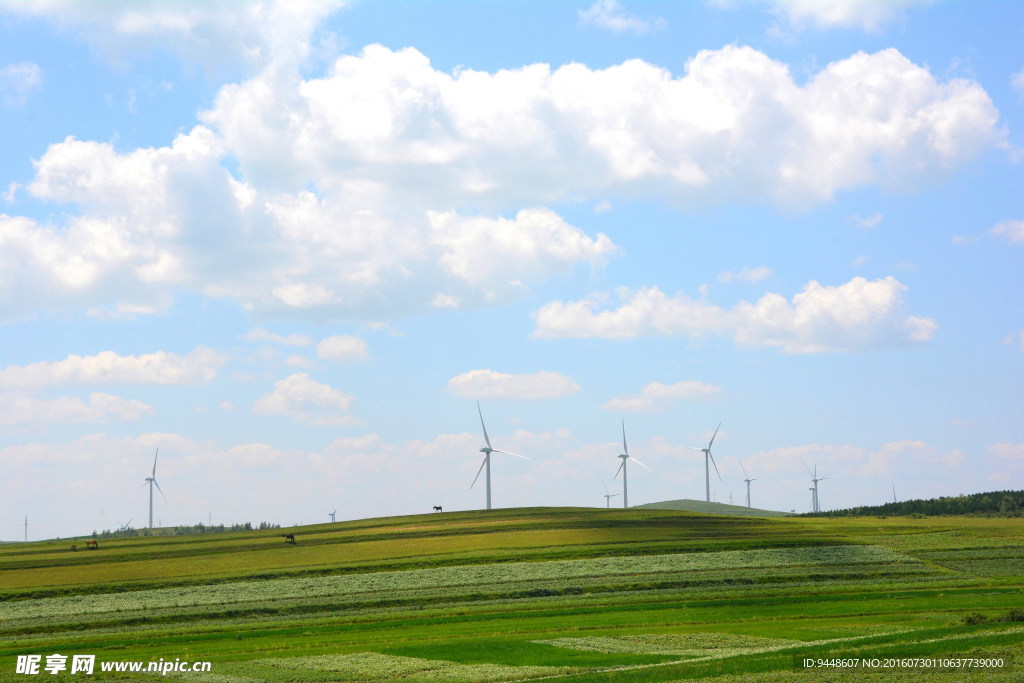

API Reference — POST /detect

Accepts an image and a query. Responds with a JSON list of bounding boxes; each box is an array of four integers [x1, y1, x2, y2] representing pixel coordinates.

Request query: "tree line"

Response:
[[803, 490, 1024, 517]]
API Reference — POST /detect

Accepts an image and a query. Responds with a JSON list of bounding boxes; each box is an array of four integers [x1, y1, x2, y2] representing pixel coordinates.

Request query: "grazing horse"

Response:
[[282, 533, 296, 543], [432, 506, 443, 513], [70, 544, 77, 552], [85, 539, 98, 550]]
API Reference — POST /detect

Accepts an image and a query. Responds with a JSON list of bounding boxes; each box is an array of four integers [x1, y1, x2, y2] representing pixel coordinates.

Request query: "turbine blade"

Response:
[[621, 419, 628, 456], [610, 493, 620, 498], [471, 456, 487, 489], [737, 457, 749, 479], [801, 457, 813, 477], [152, 447, 159, 477], [477, 402, 492, 450], [140, 480, 149, 488], [709, 452, 721, 480], [153, 479, 168, 503], [688, 446, 704, 452], [603, 482, 610, 495], [629, 456, 651, 471], [492, 448, 529, 460], [707, 422, 721, 449], [613, 460, 624, 479]]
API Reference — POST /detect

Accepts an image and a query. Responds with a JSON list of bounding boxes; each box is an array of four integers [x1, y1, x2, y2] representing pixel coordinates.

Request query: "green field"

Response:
[[2, 508, 1023, 681], [633, 499, 790, 517]]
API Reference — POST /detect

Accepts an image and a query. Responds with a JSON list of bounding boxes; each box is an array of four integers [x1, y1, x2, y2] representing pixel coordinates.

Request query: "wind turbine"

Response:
[[471, 402, 529, 510], [802, 459, 828, 513], [329, 510, 337, 523], [117, 519, 133, 532], [613, 419, 649, 508], [690, 423, 721, 503], [737, 458, 756, 508], [602, 482, 620, 508], [141, 448, 166, 529], [891, 482, 897, 504]]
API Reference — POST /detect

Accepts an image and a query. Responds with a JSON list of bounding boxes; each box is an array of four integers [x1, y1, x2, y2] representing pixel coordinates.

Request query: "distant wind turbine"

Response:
[[602, 482, 620, 508], [690, 423, 722, 503], [117, 519, 133, 532], [737, 458, 756, 508], [329, 509, 336, 523], [614, 419, 649, 508], [802, 459, 829, 513], [472, 402, 529, 510], [141, 448, 166, 529], [892, 482, 897, 504]]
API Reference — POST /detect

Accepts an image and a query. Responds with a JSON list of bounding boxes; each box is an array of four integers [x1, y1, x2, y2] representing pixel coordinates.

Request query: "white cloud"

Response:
[[448, 369, 581, 399], [316, 335, 368, 363], [950, 234, 977, 245], [990, 219, 1024, 245], [578, 0, 666, 35], [1003, 330, 1024, 352], [989, 443, 1024, 461], [243, 328, 311, 346], [0, 41, 1002, 321], [765, 0, 935, 32], [533, 276, 937, 353], [0, 392, 153, 426], [0, 0, 346, 72], [601, 380, 721, 412], [252, 373, 356, 425], [0, 61, 42, 106], [717, 266, 772, 284], [431, 293, 460, 309], [849, 212, 883, 229], [1013, 67, 1024, 96], [0, 346, 224, 389], [429, 208, 615, 288]]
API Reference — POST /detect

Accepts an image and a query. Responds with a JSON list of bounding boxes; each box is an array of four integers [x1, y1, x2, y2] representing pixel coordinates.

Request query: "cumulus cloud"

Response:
[[717, 266, 772, 284], [252, 372, 357, 425], [1013, 67, 1024, 96], [578, 0, 665, 35], [0, 39, 1002, 321], [765, 0, 935, 32], [448, 369, 581, 399], [601, 380, 722, 412], [316, 335, 368, 363], [0, 347, 224, 389], [533, 276, 936, 353], [0, 392, 153, 426], [989, 443, 1024, 461], [0, 61, 42, 106], [990, 219, 1024, 245], [0, 0, 346, 72], [849, 212, 883, 229]]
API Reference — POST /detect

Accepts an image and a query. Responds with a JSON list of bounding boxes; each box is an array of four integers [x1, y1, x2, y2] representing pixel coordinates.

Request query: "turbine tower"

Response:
[[737, 458, 756, 508], [802, 459, 829, 513], [141, 448, 166, 529], [892, 482, 897, 504], [690, 423, 721, 503], [602, 482, 620, 508], [613, 419, 648, 508], [472, 402, 528, 510]]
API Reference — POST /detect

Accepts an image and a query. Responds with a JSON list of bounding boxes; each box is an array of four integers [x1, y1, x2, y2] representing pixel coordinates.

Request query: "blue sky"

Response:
[[1, 0, 1021, 539]]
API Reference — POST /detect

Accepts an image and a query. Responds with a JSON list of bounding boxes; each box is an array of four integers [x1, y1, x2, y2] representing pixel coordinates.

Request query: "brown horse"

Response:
[[86, 539, 98, 550], [70, 544, 77, 552], [282, 533, 296, 543]]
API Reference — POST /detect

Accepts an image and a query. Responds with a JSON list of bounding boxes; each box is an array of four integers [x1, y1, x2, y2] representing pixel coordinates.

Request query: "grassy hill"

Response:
[[2, 507, 1023, 681], [633, 498, 790, 517]]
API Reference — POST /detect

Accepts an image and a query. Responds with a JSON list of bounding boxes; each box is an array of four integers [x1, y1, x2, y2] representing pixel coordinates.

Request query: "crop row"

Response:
[[1, 544, 916, 622]]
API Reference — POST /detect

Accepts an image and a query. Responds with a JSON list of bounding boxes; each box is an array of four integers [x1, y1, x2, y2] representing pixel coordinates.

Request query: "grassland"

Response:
[[633, 499, 789, 517], [2, 508, 1023, 681]]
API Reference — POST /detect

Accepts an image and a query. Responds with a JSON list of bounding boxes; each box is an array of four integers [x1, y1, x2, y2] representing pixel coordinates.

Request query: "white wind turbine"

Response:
[[737, 457, 756, 508], [802, 459, 829, 513], [691, 423, 721, 503], [141, 448, 166, 529], [329, 509, 337, 523], [613, 420, 649, 508], [472, 402, 529, 510], [602, 482, 620, 508]]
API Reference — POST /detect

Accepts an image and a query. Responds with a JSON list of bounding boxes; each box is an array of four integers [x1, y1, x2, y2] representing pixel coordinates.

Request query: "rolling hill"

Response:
[[633, 498, 790, 517], [2, 507, 1023, 681]]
